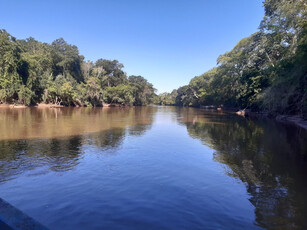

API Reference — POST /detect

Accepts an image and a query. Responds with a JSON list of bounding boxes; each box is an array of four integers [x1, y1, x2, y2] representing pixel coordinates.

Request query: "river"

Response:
[[0, 106, 306, 230]]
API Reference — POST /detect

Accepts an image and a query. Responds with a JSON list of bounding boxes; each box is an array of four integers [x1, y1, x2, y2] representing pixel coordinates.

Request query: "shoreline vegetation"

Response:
[[157, 0, 307, 121], [0, 31, 157, 108], [0, 1, 306, 128]]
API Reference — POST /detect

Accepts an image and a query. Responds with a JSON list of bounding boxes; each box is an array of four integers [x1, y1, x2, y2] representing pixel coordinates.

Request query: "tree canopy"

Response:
[[158, 0, 307, 118], [0, 31, 156, 106]]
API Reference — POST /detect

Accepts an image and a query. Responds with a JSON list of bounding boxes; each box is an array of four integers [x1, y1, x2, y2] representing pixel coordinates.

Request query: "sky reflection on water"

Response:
[[0, 106, 306, 230]]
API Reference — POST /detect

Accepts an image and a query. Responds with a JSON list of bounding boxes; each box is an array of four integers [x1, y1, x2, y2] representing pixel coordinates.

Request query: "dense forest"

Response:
[[1, 0, 306, 117], [158, 0, 307, 118], [0, 32, 156, 106]]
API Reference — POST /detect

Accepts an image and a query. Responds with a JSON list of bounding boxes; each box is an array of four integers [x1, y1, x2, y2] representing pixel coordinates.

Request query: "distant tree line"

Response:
[[158, 0, 307, 118], [0, 33, 156, 106]]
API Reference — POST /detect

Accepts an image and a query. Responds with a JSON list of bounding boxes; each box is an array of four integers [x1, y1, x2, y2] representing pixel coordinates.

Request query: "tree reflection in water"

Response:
[[0, 137, 83, 182], [0, 107, 156, 184], [1, 106, 306, 229], [179, 108, 307, 230]]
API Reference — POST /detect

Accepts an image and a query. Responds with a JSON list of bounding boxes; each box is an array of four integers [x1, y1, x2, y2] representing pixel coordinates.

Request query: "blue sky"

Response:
[[0, 0, 264, 93]]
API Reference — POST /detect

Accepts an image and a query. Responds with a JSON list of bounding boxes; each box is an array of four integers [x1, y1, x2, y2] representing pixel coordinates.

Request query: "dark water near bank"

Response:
[[0, 106, 307, 230]]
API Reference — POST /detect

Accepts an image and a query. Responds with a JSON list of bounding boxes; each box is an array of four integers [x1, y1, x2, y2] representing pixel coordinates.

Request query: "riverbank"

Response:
[[2, 103, 307, 130], [275, 115, 307, 130], [235, 109, 307, 130], [0, 103, 127, 109], [199, 107, 307, 130]]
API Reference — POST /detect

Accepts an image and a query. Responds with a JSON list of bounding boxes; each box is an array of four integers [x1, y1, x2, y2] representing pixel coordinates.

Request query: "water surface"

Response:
[[0, 106, 306, 230]]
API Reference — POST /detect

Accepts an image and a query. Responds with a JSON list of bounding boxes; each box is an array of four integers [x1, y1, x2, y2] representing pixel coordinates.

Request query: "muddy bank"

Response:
[[234, 109, 307, 130], [199, 106, 307, 130], [0, 103, 129, 109], [0, 103, 10, 108], [0, 103, 64, 109], [275, 115, 307, 130]]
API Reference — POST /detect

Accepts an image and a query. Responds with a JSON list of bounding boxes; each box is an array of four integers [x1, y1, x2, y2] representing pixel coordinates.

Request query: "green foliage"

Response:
[[0, 30, 155, 106], [95, 59, 126, 87], [158, 90, 178, 105], [51, 38, 84, 82], [104, 84, 135, 105], [18, 85, 33, 105], [77, 77, 103, 106], [0, 29, 23, 103], [162, 0, 307, 117], [128, 75, 156, 105]]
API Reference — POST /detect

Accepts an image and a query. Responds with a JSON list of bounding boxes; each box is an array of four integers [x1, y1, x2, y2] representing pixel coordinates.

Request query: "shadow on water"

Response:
[[176, 107, 307, 230], [0, 107, 157, 184]]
